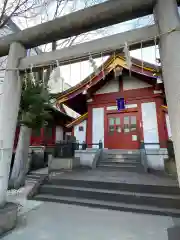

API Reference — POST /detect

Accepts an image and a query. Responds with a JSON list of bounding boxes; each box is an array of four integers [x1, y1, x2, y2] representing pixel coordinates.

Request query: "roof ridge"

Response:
[[55, 53, 160, 102]]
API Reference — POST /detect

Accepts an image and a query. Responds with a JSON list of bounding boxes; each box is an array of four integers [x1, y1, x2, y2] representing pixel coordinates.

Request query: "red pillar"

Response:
[[41, 128, 44, 145]]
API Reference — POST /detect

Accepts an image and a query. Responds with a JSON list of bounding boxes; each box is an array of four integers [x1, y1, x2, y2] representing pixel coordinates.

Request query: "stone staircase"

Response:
[[26, 168, 48, 184], [98, 150, 144, 172], [26, 172, 43, 184], [32, 175, 180, 217]]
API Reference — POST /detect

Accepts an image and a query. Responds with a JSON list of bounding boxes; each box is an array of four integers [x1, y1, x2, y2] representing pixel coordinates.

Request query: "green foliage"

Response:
[[19, 73, 52, 129]]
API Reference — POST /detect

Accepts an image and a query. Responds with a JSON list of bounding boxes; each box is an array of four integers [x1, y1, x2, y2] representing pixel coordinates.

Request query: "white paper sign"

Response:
[[132, 135, 137, 141]]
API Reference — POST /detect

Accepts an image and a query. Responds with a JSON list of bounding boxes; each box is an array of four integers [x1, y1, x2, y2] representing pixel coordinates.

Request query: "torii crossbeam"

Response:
[[19, 25, 158, 71], [0, 0, 179, 57]]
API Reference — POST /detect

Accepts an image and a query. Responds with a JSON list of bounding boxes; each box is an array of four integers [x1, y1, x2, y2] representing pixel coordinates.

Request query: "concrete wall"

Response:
[[74, 120, 87, 143], [141, 102, 166, 170], [75, 149, 102, 169], [123, 75, 151, 90], [95, 78, 119, 94], [48, 157, 80, 172], [146, 148, 168, 171]]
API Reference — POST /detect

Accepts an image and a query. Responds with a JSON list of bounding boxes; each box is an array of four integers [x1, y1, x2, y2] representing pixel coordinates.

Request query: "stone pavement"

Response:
[[7, 179, 43, 216], [2, 201, 177, 240], [3, 168, 179, 240], [51, 168, 178, 186], [30, 167, 48, 175], [6, 167, 48, 215]]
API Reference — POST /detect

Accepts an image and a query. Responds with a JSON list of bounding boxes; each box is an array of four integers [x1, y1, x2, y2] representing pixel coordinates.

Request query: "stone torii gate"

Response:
[[0, 0, 180, 204]]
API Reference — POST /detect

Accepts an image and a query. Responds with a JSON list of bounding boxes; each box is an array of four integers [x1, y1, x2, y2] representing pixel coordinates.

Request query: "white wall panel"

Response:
[[74, 120, 87, 143], [92, 108, 104, 147], [165, 113, 172, 138], [123, 75, 151, 90], [55, 126, 63, 142], [95, 78, 119, 94], [141, 102, 159, 149]]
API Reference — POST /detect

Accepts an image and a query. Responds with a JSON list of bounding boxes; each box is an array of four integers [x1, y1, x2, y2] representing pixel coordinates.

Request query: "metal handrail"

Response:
[[76, 140, 103, 150]]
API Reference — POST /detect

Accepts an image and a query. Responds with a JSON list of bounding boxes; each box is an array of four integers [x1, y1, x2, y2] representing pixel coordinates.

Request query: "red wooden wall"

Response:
[[87, 83, 168, 148], [14, 126, 56, 151]]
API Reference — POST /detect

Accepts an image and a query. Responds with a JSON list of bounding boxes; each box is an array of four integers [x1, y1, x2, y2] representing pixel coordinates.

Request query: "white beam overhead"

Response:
[[0, 0, 158, 57], [19, 25, 159, 70]]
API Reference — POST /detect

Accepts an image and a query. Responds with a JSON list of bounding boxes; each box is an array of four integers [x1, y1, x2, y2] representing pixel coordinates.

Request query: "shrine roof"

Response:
[[55, 53, 160, 106], [46, 104, 74, 124], [66, 112, 88, 128]]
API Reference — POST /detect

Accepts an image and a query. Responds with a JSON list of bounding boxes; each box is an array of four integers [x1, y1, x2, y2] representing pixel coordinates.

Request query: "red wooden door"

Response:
[[107, 112, 140, 149]]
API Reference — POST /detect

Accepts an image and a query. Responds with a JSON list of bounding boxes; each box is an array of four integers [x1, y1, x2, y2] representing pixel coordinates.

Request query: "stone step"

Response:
[[98, 163, 140, 168], [105, 154, 140, 159], [40, 184, 180, 209], [46, 178, 180, 195], [34, 194, 180, 217], [103, 150, 140, 154], [26, 179, 38, 184], [27, 174, 42, 179], [104, 158, 140, 163], [100, 159, 141, 164], [97, 164, 144, 172]]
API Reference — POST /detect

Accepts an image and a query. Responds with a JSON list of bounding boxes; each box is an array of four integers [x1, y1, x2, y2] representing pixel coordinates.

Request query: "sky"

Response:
[[47, 13, 159, 92], [7, 0, 180, 93], [10, 0, 160, 92]]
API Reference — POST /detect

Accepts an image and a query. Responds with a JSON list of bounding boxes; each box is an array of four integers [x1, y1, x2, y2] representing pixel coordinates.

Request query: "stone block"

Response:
[[75, 149, 102, 169], [48, 157, 80, 172], [0, 202, 18, 236], [164, 158, 177, 177], [146, 148, 168, 171]]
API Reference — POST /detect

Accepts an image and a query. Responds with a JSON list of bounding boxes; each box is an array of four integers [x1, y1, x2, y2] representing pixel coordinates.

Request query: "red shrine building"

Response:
[[14, 105, 73, 150], [55, 54, 171, 166]]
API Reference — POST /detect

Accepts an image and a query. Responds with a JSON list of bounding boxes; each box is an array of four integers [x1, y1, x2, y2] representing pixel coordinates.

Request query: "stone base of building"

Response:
[[164, 158, 177, 177], [48, 156, 80, 172], [0, 202, 18, 236]]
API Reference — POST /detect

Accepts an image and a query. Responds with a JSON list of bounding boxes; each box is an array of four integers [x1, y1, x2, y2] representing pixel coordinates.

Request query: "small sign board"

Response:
[[116, 98, 125, 111]]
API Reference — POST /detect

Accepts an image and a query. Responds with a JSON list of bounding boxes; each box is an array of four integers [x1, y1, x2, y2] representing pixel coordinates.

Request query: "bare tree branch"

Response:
[[0, 0, 42, 29]]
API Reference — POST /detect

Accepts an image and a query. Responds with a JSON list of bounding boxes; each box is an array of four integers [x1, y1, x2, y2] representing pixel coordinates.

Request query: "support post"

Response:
[[154, 0, 180, 183], [99, 140, 103, 149], [82, 141, 87, 150], [0, 42, 26, 206]]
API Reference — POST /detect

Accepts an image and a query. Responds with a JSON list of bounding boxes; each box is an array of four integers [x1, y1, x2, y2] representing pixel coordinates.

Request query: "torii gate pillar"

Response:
[[154, 0, 180, 184], [0, 42, 26, 205]]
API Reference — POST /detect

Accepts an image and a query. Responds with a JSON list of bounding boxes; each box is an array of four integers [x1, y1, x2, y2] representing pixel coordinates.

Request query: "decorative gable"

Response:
[[94, 77, 119, 94], [123, 75, 151, 91]]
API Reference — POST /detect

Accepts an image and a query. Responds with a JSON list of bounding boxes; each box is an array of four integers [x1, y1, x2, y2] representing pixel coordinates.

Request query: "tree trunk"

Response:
[[9, 125, 31, 189]]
